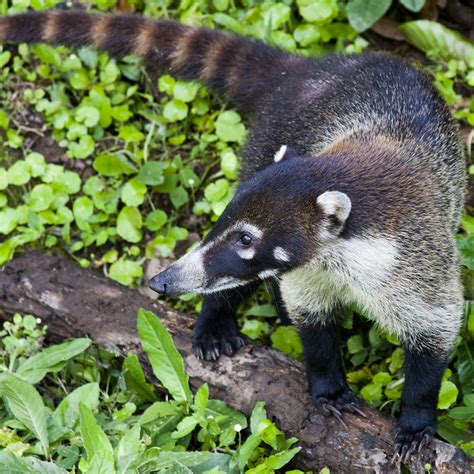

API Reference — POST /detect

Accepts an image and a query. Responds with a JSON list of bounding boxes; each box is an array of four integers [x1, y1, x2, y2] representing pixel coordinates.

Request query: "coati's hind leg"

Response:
[[394, 339, 449, 462], [193, 283, 258, 360], [298, 309, 365, 424]]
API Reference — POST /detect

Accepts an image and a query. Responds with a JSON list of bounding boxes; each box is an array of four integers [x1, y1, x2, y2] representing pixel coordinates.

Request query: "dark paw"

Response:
[[392, 424, 435, 464], [192, 319, 245, 361], [313, 389, 366, 427]]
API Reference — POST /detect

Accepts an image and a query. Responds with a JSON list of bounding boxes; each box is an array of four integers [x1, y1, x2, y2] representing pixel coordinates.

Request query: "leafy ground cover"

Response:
[[0, 0, 473, 471]]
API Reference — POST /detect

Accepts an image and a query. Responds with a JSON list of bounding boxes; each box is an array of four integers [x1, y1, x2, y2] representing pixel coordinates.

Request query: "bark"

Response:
[[0, 250, 471, 473]]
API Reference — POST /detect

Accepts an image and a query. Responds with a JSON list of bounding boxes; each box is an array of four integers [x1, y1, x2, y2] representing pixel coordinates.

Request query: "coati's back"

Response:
[[243, 52, 465, 231]]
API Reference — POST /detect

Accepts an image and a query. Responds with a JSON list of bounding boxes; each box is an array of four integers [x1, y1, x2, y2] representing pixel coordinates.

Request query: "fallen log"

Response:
[[0, 250, 471, 473]]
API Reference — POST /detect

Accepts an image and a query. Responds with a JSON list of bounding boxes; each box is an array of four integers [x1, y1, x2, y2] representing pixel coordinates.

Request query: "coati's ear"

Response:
[[317, 191, 351, 235], [273, 145, 298, 163]]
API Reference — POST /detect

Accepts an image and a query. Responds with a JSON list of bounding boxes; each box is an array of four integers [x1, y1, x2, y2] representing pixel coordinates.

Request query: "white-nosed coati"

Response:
[[0, 9, 465, 463]]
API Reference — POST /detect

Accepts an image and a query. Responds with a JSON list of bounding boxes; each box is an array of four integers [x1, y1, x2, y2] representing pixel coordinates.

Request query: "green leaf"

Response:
[[204, 179, 229, 202], [109, 258, 143, 286], [145, 209, 167, 231], [297, 0, 338, 23], [17, 338, 91, 384], [137, 161, 165, 186], [0, 451, 67, 474], [401, 21, 474, 67], [0, 374, 49, 456], [117, 423, 144, 473], [137, 308, 192, 403], [173, 81, 199, 102], [119, 124, 145, 142], [139, 401, 186, 427], [215, 110, 246, 142], [29, 184, 54, 212], [25, 152, 47, 178], [0, 167, 8, 190], [400, 0, 425, 12], [346, 0, 391, 32], [8, 161, 31, 186], [171, 415, 200, 438], [117, 206, 142, 243], [438, 380, 459, 409], [347, 334, 364, 354], [73, 196, 94, 222], [221, 150, 239, 180], [163, 99, 188, 122], [52, 383, 100, 429], [205, 399, 247, 430], [194, 383, 209, 419], [121, 178, 147, 206], [123, 354, 156, 402], [270, 325, 303, 359], [170, 185, 189, 209], [135, 450, 234, 473], [75, 106, 100, 128], [79, 403, 114, 469], [94, 153, 137, 177]]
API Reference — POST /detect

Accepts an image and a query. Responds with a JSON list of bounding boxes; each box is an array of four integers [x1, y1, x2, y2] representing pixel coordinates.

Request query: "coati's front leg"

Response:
[[193, 284, 258, 360], [394, 341, 448, 462], [298, 313, 364, 422]]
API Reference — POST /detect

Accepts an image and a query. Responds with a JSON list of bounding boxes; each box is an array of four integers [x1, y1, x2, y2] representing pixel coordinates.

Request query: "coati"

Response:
[[0, 9, 465, 462]]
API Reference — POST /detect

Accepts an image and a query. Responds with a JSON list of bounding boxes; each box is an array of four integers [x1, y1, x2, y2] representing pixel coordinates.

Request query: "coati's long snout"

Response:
[[149, 245, 210, 297]]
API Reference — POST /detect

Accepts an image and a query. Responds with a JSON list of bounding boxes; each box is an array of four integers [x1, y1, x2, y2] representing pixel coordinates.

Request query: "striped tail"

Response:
[[0, 10, 297, 112]]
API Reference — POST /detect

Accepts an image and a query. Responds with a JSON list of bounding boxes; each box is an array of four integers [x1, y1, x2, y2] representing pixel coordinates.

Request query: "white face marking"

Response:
[[317, 191, 352, 222], [273, 246, 290, 262], [274, 144, 287, 163], [237, 247, 256, 260], [258, 269, 279, 280]]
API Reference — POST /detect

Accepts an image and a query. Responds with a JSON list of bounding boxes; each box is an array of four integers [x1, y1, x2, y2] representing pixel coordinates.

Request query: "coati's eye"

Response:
[[240, 234, 253, 246]]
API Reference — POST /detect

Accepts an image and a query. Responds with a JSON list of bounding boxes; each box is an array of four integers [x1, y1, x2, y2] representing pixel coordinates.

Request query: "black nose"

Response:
[[148, 272, 173, 296]]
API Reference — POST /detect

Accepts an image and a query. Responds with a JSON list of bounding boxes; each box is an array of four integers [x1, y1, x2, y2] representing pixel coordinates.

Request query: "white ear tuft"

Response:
[[274, 145, 288, 163], [317, 191, 351, 223]]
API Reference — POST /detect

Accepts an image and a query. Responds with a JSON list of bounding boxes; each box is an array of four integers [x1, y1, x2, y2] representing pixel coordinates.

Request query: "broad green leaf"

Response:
[[171, 415, 200, 438], [53, 383, 100, 429], [221, 150, 239, 180], [137, 161, 165, 186], [134, 450, 234, 473], [438, 380, 459, 409], [234, 433, 261, 470], [139, 401, 185, 427], [297, 0, 338, 24], [137, 308, 192, 403], [119, 124, 145, 142], [163, 99, 188, 122], [204, 179, 229, 202], [122, 353, 156, 402], [173, 81, 199, 102], [17, 338, 91, 384], [346, 0, 391, 32], [117, 206, 142, 243], [25, 152, 47, 178], [109, 258, 143, 286], [205, 400, 247, 430], [79, 403, 114, 470], [73, 196, 94, 221], [145, 209, 167, 232], [121, 178, 147, 206], [250, 401, 267, 434], [8, 161, 31, 186], [0, 167, 8, 190], [215, 110, 246, 143], [29, 184, 54, 212], [270, 326, 303, 359], [93, 153, 137, 177], [75, 106, 100, 128], [401, 21, 474, 67], [117, 423, 144, 474], [0, 374, 49, 456], [0, 451, 67, 474], [400, 0, 425, 12], [194, 383, 209, 418]]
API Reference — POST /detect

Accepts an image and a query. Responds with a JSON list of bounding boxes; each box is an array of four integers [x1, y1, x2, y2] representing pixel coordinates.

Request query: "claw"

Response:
[[348, 402, 367, 418], [417, 432, 431, 453], [390, 447, 400, 465], [324, 403, 348, 429], [401, 441, 416, 464]]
